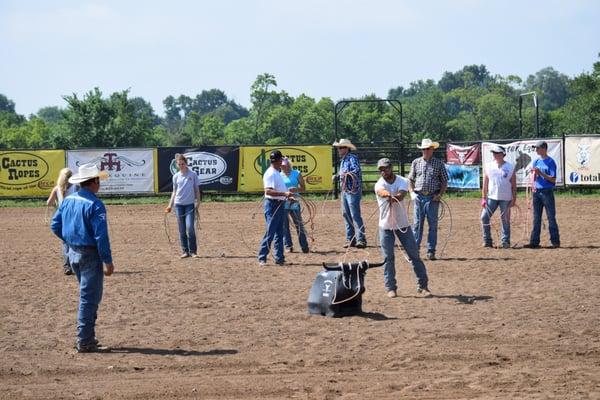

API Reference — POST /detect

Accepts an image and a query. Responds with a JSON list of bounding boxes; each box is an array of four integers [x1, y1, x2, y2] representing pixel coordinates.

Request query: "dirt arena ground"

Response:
[[1, 197, 599, 399]]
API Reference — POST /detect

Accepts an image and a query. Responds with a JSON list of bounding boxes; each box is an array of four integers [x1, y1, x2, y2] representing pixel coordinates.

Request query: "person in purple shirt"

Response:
[[524, 140, 561, 249], [51, 163, 115, 353]]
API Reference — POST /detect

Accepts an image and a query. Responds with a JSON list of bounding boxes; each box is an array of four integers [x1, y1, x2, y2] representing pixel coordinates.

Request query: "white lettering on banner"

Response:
[[482, 140, 563, 187], [67, 149, 155, 194], [169, 152, 230, 185]]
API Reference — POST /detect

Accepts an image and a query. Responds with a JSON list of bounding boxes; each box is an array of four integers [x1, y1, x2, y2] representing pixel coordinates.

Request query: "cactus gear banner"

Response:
[[0, 150, 65, 197], [156, 146, 239, 192], [238, 145, 332, 192]]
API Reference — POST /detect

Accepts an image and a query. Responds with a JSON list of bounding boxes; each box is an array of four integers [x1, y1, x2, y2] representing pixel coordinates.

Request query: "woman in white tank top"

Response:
[[47, 168, 74, 275]]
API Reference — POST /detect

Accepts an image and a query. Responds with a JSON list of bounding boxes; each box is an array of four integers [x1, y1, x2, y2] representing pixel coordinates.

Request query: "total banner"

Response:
[[481, 140, 563, 187], [0, 150, 66, 197], [445, 164, 480, 189], [67, 149, 155, 194], [238, 145, 333, 192], [156, 146, 239, 192], [565, 136, 600, 185], [446, 143, 481, 165]]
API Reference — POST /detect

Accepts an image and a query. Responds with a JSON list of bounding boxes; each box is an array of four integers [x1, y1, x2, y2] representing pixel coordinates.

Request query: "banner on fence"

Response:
[[446, 143, 481, 165], [445, 164, 480, 189], [482, 140, 563, 187], [238, 146, 332, 192], [67, 149, 155, 194], [0, 150, 65, 197], [565, 136, 600, 185], [156, 147, 239, 192]]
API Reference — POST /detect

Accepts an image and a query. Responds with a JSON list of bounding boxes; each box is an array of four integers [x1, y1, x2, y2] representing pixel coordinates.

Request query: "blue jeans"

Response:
[[481, 199, 511, 245], [341, 191, 365, 243], [412, 193, 440, 254], [379, 228, 428, 291], [530, 189, 560, 246], [283, 209, 309, 252], [175, 203, 197, 254], [258, 199, 286, 263], [68, 245, 104, 346]]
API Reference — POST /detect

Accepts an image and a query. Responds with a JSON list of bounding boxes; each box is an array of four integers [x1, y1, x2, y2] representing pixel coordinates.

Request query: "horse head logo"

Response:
[[576, 144, 591, 168]]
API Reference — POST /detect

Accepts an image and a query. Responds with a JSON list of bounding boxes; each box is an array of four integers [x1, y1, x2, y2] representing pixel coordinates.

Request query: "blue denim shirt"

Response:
[[51, 188, 113, 264], [339, 153, 362, 192]]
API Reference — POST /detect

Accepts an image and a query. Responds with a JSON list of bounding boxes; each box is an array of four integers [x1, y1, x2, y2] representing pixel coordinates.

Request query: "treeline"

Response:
[[1, 55, 599, 150]]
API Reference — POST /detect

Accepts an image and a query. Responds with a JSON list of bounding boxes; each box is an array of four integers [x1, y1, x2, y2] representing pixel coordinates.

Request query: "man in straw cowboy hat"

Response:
[[333, 138, 366, 248], [408, 138, 448, 260], [51, 163, 115, 353]]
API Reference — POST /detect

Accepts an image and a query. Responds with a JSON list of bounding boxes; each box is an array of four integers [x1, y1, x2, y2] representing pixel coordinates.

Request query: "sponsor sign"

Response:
[[238, 146, 332, 192], [0, 150, 66, 197], [446, 143, 481, 165], [445, 164, 480, 189], [482, 139, 563, 187], [156, 147, 239, 192], [67, 149, 155, 194], [565, 136, 600, 185]]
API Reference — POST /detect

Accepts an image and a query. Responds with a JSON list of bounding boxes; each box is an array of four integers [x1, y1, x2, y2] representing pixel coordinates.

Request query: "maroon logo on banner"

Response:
[[76, 152, 146, 171], [446, 143, 481, 165]]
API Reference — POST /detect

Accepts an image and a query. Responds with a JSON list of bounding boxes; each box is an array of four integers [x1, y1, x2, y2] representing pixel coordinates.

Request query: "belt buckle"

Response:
[[421, 191, 430, 195]]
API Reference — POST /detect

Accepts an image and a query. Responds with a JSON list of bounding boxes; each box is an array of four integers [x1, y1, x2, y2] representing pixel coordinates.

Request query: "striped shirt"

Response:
[[408, 156, 448, 194]]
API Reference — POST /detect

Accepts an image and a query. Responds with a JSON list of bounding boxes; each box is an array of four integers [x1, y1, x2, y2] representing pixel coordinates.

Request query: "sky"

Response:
[[1, 0, 599, 117]]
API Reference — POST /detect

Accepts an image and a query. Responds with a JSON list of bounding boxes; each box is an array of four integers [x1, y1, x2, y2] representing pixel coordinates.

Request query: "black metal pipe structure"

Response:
[[333, 99, 403, 199], [519, 91, 540, 138]]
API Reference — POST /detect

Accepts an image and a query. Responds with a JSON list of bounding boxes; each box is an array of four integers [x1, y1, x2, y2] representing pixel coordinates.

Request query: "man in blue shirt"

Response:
[[525, 141, 561, 249], [51, 163, 115, 353], [333, 139, 366, 248]]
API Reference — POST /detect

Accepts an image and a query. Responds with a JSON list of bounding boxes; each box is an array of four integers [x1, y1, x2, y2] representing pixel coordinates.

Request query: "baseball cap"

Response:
[[534, 140, 548, 149], [490, 145, 506, 154], [269, 150, 283, 162], [377, 158, 392, 169]]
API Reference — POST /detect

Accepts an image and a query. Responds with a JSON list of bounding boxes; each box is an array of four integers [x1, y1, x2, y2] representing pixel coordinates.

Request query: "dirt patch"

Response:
[[1, 197, 599, 399]]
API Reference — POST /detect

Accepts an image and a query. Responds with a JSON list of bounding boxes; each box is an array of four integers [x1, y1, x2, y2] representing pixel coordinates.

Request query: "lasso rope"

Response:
[[163, 205, 202, 256], [340, 172, 361, 195]]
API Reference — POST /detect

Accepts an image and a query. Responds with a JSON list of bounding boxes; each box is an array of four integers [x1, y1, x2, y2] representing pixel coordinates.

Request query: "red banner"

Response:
[[446, 143, 481, 165]]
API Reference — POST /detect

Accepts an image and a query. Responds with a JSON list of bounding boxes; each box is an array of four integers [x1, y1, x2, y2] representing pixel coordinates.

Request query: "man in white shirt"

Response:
[[481, 145, 516, 249], [258, 150, 294, 266], [375, 158, 431, 298]]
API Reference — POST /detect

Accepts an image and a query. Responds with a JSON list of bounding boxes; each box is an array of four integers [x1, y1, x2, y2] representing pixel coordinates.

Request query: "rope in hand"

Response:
[[340, 172, 361, 195], [163, 205, 201, 255]]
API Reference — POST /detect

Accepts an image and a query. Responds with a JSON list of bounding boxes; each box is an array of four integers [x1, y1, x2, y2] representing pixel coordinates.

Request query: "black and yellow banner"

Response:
[[238, 146, 332, 192], [0, 150, 66, 197]]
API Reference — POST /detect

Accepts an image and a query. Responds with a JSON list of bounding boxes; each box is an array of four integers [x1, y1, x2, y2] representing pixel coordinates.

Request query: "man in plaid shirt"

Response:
[[333, 139, 366, 248], [408, 138, 448, 260]]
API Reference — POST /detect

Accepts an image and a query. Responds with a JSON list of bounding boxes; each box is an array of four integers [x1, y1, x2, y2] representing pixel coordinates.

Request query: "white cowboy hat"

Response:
[[332, 138, 357, 151], [68, 163, 109, 184], [417, 138, 440, 149]]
